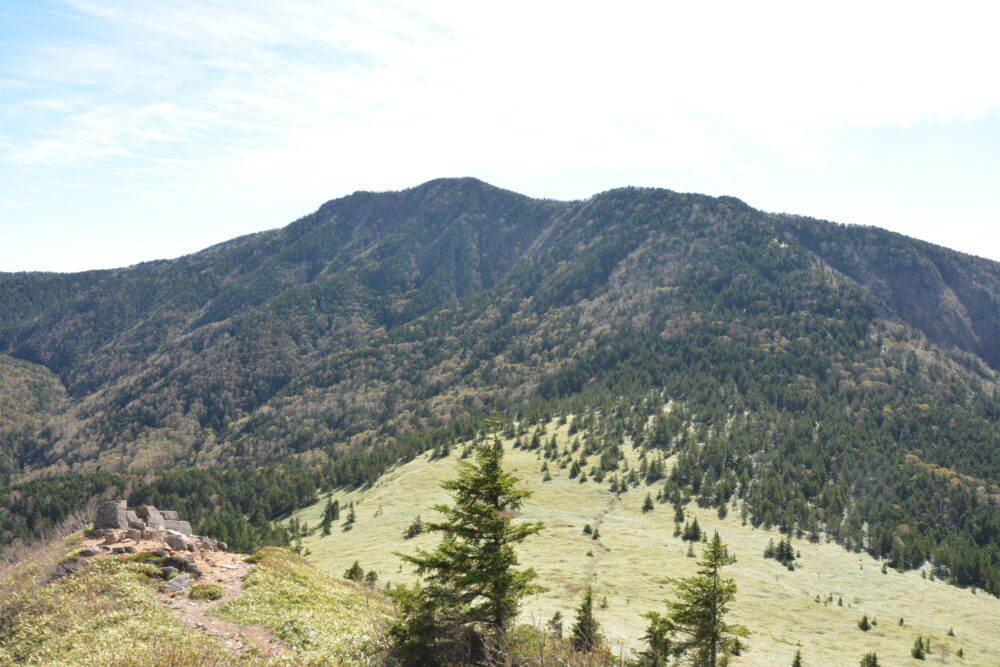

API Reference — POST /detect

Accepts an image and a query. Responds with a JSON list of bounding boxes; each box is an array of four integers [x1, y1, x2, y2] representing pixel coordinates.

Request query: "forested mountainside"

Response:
[[2, 177, 999, 592]]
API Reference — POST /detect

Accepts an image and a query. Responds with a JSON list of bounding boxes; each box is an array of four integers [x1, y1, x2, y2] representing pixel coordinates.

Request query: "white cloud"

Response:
[[1, 0, 999, 269]]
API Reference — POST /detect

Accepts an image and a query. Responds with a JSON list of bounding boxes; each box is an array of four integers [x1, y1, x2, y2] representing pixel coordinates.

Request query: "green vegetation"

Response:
[[0, 539, 229, 665], [642, 532, 748, 666], [570, 586, 601, 653], [3, 180, 1000, 597], [189, 582, 225, 601], [1, 179, 1000, 661], [297, 431, 1000, 664], [215, 547, 391, 664], [389, 419, 543, 664]]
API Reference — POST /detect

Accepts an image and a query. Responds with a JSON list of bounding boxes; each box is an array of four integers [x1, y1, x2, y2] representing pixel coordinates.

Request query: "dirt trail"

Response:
[[158, 553, 286, 658], [79, 531, 285, 658], [582, 493, 620, 580]]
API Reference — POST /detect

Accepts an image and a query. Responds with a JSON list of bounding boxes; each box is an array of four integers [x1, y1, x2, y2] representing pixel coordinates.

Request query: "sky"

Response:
[[2, 0, 999, 272]]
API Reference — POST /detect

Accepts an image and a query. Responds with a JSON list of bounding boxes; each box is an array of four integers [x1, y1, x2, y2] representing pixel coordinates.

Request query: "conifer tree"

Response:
[[643, 532, 748, 666], [643, 493, 655, 513], [571, 586, 600, 652], [911, 636, 925, 660], [860, 652, 879, 667], [344, 560, 364, 582], [389, 415, 544, 664], [858, 614, 871, 632], [792, 649, 803, 667], [548, 611, 563, 639]]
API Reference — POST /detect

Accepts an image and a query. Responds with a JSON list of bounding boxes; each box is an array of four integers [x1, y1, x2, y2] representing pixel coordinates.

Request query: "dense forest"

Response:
[[1, 178, 998, 594]]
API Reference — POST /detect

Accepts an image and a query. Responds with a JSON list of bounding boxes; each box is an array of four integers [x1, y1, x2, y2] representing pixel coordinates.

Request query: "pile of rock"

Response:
[[49, 500, 229, 590], [92, 500, 227, 555]]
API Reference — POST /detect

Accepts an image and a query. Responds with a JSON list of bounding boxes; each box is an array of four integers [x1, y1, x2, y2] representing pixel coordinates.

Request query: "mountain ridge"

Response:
[[2, 178, 1000, 597], [0, 178, 997, 480]]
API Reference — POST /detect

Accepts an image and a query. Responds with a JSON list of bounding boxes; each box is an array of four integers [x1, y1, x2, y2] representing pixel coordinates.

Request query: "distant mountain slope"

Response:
[[0, 178, 996, 478], [2, 178, 1000, 595], [781, 215, 1000, 372]]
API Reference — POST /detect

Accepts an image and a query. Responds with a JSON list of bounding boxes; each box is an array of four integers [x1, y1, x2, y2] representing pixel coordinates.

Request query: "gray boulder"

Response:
[[164, 573, 192, 593], [79, 547, 100, 557], [217, 541, 228, 552], [102, 531, 120, 545], [135, 506, 166, 530], [94, 501, 128, 530], [159, 566, 178, 577], [160, 510, 179, 521], [163, 520, 193, 536], [50, 558, 89, 581], [165, 534, 188, 551], [125, 529, 142, 542]]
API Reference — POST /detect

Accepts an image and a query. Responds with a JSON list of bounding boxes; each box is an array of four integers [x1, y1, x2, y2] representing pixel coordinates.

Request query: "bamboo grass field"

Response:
[[296, 420, 1000, 666]]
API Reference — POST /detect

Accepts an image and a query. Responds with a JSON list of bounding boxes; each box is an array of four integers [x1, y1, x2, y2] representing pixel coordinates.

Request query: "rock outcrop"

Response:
[[79, 501, 228, 582], [94, 500, 128, 530]]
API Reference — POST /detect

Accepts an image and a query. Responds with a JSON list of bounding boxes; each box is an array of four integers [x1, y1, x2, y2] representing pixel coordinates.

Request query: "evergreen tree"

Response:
[[344, 560, 364, 582], [403, 515, 424, 539], [320, 497, 337, 536], [643, 532, 748, 666], [858, 614, 871, 632], [860, 652, 879, 667], [911, 636, 925, 660], [548, 611, 563, 639], [389, 416, 544, 664], [792, 649, 803, 667], [643, 493, 655, 513], [571, 586, 600, 652]]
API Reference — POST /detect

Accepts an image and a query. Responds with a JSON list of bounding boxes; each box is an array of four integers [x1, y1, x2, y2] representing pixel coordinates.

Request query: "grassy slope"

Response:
[[0, 539, 388, 666], [298, 420, 1000, 666], [216, 547, 390, 665]]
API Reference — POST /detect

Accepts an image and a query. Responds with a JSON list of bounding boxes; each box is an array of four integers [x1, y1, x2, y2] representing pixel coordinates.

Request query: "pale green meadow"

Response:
[[297, 420, 1000, 666]]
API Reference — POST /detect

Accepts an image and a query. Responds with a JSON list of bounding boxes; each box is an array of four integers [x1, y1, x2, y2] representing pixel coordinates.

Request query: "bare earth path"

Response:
[[157, 553, 286, 659], [582, 493, 620, 580]]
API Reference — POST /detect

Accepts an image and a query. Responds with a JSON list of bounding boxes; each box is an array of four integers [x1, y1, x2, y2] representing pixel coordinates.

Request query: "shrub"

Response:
[[189, 583, 225, 601]]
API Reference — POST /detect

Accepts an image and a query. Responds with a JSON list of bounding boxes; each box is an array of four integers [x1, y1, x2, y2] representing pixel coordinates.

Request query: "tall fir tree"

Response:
[[643, 532, 748, 667], [389, 415, 543, 665], [571, 586, 600, 652]]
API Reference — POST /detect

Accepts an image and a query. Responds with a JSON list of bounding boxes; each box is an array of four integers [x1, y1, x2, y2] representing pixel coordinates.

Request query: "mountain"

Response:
[[2, 177, 999, 594]]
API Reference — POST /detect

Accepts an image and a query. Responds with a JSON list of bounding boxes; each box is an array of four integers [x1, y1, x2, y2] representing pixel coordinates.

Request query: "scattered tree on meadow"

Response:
[[860, 652, 879, 667], [682, 518, 702, 542], [642, 532, 748, 667], [571, 586, 601, 652], [403, 515, 423, 539], [792, 649, 803, 666], [764, 535, 797, 569], [344, 560, 364, 582], [548, 611, 563, 639], [643, 493, 655, 513], [388, 416, 544, 664], [320, 497, 339, 536], [858, 614, 870, 632]]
